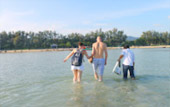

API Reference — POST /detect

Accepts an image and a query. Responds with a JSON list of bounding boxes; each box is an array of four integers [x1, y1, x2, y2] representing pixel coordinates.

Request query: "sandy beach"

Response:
[[0, 48, 74, 54], [0, 45, 169, 54]]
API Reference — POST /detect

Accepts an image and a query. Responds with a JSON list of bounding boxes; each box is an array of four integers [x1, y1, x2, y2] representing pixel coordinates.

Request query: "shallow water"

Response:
[[0, 48, 170, 107]]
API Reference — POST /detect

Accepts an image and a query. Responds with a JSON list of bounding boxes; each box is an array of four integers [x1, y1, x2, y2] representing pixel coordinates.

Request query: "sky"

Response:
[[0, 0, 170, 37]]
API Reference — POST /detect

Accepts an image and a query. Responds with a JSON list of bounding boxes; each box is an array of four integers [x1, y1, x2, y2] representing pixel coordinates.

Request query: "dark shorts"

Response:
[[123, 64, 135, 79]]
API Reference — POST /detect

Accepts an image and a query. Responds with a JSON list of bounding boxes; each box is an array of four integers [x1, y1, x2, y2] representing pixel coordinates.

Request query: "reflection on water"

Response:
[[68, 84, 84, 106], [0, 48, 170, 107]]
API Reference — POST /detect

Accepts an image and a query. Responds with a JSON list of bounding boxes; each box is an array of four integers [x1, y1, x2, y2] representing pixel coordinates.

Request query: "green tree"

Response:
[[66, 42, 71, 48]]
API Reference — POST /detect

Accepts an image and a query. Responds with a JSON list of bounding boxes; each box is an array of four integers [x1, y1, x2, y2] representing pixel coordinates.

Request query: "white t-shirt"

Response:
[[121, 49, 135, 66]]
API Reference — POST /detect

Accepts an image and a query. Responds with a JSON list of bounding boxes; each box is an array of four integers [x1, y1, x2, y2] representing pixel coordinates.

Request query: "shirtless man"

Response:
[[91, 36, 108, 82]]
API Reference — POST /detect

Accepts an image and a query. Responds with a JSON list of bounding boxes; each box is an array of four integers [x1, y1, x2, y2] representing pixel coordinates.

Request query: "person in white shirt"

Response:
[[118, 45, 135, 80]]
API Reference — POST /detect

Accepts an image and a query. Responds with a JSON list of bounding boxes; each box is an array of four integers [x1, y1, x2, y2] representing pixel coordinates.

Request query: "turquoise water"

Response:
[[0, 48, 170, 107]]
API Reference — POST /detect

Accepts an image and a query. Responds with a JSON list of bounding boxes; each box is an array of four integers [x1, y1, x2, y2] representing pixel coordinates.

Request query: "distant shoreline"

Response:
[[0, 45, 169, 54], [107, 45, 170, 49]]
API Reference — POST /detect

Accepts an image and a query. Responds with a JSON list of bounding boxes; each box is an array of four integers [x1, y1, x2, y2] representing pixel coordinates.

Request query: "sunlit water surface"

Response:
[[0, 48, 170, 107]]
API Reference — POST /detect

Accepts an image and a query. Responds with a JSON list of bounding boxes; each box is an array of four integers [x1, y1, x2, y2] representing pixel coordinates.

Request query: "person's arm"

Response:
[[133, 62, 135, 69], [91, 43, 95, 57], [104, 44, 108, 65], [118, 55, 124, 61], [118, 50, 124, 61], [83, 50, 90, 59], [133, 52, 135, 69], [64, 50, 75, 62]]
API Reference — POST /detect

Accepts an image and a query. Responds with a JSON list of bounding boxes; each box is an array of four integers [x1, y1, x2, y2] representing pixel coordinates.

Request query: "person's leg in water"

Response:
[[129, 66, 135, 80], [123, 64, 128, 80], [98, 59, 105, 82], [72, 70, 78, 82], [92, 59, 99, 80], [98, 75, 103, 82], [77, 70, 82, 82], [94, 72, 98, 80], [98, 70, 104, 82]]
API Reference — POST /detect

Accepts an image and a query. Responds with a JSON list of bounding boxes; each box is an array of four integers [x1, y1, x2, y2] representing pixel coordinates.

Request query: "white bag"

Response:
[[115, 67, 121, 75], [112, 61, 121, 75]]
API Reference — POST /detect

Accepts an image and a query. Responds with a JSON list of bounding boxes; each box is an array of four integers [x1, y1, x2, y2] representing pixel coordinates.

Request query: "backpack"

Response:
[[71, 49, 83, 66]]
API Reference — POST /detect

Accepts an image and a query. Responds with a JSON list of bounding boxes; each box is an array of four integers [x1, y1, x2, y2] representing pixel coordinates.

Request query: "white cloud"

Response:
[[93, 23, 109, 27], [168, 16, 170, 19], [0, 10, 34, 31], [0, 10, 111, 34], [89, 1, 170, 21], [59, 28, 92, 35], [81, 21, 91, 25], [0, 10, 68, 32], [153, 24, 161, 27], [0, 1, 169, 36]]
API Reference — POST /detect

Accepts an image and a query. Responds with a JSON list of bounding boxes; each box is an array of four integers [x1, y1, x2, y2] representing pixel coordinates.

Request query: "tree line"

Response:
[[124, 31, 170, 46], [0, 28, 169, 50]]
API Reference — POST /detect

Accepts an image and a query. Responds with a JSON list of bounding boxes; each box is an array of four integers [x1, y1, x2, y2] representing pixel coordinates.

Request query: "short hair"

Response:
[[97, 36, 101, 38], [78, 42, 84, 46], [123, 44, 129, 49], [97, 36, 102, 41]]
